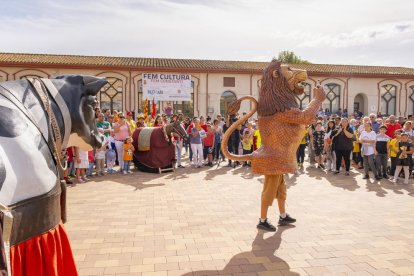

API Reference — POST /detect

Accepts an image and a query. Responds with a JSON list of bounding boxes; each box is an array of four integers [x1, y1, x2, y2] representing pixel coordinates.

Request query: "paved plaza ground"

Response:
[[65, 157, 414, 276]]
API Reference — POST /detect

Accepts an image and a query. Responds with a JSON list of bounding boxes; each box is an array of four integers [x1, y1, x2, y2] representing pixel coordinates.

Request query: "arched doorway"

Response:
[[220, 91, 237, 116], [354, 93, 368, 115]]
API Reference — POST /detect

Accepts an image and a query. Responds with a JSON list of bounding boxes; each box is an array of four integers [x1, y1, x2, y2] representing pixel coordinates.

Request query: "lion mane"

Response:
[[257, 60, 299, 117]]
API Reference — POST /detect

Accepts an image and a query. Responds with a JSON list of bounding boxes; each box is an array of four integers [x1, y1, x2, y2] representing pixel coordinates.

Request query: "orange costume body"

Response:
[[221, 60, 325, 207]]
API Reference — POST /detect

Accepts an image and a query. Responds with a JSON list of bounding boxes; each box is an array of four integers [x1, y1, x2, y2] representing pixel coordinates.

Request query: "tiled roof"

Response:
[[0, 52, 414, 77]]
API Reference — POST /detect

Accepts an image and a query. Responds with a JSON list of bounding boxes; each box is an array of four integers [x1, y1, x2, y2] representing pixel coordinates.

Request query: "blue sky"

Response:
[[1, 0, 413, 67]]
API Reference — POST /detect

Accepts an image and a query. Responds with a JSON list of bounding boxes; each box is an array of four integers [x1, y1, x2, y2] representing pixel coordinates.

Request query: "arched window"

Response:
[[322, 83, 341, 113], [381, 84, 396, 116], [407, 85, 414, 116], [99, 77, 123, 112], [137, 80, 195, 117], [20, 74, 43, 79], [220, 91, 237, 116], [295, 83, 311, 110]]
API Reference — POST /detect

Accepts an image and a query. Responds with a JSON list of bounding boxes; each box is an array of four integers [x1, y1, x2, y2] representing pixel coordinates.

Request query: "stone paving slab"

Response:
[[65, 159, 414, 276]]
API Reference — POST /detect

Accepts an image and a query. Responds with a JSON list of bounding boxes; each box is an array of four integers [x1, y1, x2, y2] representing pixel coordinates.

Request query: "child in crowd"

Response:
[[66, 146, 76, 179], [106, 130, 117, 174], [191, 118, 204, 168], [75, 147, 89, 183], [297, 128, 308, 170], [242, 123, 253, 167], [63, 147, 74, 184], [313, 122, 325, 169], [375, 125, 390, 179], [253, 124, 261, 151], [86, 150, 95, 177], [360, 122, 379, 180], [388, 130, 402, 180], [95, 128, 108, 176], [123, 136, 135, 174], [324, 121, 335, 171], [352, 132, 363, 169], [393, 133, 412, 184], [203, 123, 215, 166], [212, 119, 223, 162]]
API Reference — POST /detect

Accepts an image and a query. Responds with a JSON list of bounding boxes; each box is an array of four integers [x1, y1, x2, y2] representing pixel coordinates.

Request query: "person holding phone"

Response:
[[330, 118, 354, 175]]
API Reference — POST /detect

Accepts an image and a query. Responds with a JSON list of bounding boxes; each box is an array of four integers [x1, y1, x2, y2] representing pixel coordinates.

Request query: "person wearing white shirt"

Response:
[[360, 122, 380, 180], [357, 116, 370, 135]]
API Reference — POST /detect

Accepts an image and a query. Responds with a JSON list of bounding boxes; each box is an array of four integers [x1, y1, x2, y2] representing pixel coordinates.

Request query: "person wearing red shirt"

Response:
[[385, 115, 402, 138], [200, 116, 208, 132], [203, 123, 215, 166]]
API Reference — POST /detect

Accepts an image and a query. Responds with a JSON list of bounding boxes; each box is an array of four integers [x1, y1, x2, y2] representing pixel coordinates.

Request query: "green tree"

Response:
[[276, 51, 311, 64]]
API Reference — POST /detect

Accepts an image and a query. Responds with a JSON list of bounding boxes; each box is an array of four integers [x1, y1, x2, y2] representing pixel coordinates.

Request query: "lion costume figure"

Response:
[[221, 59, 326, 231]]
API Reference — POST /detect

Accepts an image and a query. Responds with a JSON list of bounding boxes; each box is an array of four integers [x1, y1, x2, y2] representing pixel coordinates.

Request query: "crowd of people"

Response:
[[303, 110, 414, 184], [63, 108, 261, 184], [63, 105, 414, 186]]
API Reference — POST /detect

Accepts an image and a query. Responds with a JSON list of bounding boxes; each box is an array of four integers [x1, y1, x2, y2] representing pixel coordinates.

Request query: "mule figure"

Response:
[[0, 75, 107, 276], [132, 118, 188, 173]]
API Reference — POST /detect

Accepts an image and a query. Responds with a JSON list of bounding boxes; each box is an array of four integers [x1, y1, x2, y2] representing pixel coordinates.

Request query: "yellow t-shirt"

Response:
[[123, 144, 135, 161], [127, 119, 137, 133], [389, 138, 399, 158], [253, 130, 261, 149], [242, 137, 253, 151], [353, 134, 360, 153], [300, 130, 308, 145]]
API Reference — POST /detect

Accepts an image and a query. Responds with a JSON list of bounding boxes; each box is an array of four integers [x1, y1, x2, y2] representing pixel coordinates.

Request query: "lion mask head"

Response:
[[257, 60, 308, 117]]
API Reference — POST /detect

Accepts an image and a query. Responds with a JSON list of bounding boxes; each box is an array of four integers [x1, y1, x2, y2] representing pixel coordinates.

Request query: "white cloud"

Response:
[[0, 0, 413, 67], [298, 22, 414, 48]]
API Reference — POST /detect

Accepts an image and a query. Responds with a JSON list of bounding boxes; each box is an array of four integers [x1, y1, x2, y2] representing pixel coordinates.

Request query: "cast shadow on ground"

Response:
[[68, 172, 165, 191], [364, 178, 414, 197], [305, 165, 414, 197], [182, 226, 298, 276], [284, 173, 299, 187], [203, 164, 257, 181], [305, 166, 360, 192]]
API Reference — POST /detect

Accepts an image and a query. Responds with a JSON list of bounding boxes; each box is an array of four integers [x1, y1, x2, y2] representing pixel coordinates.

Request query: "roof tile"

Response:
[[0, 52, 413, 76]]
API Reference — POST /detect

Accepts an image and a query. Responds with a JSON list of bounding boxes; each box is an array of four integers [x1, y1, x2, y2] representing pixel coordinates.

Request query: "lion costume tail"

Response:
[[221, 96, 258, 162]]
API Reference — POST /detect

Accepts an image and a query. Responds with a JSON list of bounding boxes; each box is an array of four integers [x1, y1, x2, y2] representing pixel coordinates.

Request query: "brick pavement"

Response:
[[65, 158, 414, 276]]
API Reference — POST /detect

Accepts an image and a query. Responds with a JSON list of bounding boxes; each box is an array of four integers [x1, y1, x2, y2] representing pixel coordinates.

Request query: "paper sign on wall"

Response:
[[142, 73, 192, 101]]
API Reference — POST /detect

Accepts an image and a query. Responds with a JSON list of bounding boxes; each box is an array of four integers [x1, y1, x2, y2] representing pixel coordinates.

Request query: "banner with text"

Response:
[[142, 73, 192, 101]]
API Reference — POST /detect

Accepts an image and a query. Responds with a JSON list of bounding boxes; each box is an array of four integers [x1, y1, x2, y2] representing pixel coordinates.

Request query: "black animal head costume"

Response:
[[0, 75, 107, 275]]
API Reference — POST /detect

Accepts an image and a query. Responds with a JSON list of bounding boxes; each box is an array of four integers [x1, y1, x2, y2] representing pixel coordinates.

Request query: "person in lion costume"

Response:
[[221, 59, 326, 231]]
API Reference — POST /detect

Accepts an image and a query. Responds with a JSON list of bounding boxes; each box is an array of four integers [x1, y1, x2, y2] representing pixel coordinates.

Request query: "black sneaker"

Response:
[[362, 175, 369, 179], [278, 214, 296, 226], [383, 174, 388, 179], [375, 175, 382, 180], [257, 219, 277, 231]]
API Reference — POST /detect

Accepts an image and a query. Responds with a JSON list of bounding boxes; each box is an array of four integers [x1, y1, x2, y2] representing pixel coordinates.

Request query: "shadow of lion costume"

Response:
[[221, 60, 325, 217]]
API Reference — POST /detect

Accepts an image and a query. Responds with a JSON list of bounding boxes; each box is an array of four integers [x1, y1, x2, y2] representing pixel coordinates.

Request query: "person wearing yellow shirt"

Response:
[[253, 128, 261, 150], [242, 123, 254, 167], [388, 130, 402, 180], [352, 132, 363, 169], [296, 128, 308, 169], [126, 111, 137, 133]]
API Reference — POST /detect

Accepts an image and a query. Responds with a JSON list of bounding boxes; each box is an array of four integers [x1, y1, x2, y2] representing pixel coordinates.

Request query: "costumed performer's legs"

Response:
[[257, 175, 296, 231]]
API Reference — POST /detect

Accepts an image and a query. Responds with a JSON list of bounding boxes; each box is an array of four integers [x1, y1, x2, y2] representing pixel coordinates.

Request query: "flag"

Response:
[[143, 98, 148, 119], [151, 98, 156, 118]]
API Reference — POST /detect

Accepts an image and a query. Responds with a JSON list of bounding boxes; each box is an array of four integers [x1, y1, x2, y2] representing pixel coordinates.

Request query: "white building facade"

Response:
[[1, 53, 414, 118]]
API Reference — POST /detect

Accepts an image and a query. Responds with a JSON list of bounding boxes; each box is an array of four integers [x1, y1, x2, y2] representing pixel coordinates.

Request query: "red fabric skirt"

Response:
[[10, 223, 77, 276]]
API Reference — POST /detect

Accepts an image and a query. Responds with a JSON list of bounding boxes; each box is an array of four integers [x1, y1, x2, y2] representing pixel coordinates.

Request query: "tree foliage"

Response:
[[276, 51, 311, 64]]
